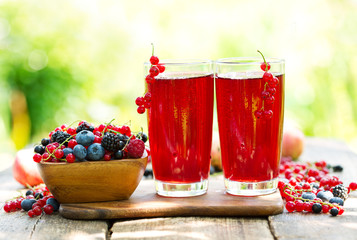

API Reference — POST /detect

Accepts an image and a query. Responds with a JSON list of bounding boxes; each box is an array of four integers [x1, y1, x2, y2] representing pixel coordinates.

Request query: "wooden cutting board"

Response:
[[60, 177, 284, 220]]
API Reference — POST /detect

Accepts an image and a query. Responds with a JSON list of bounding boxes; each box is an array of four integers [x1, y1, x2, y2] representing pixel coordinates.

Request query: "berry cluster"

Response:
[[136, 44, 165, 114], [254, 50, 280, 119], [3, 184, 59, 217], [279, 156, 357, 216], [33, 120, 147, 163]]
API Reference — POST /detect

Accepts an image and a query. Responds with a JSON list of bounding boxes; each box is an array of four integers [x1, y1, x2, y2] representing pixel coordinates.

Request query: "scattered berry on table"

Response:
[[330, 207, 339, 216]]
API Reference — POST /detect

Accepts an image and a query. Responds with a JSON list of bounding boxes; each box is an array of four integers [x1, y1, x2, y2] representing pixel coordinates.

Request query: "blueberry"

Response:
[[41, 138, 50, 146], [301, 192, 316, 201], [144, 169, 153, 177], [87, 143, 105, 161], [63, 148, 73, 157], [332, 165, 343, 172], [34, 192, 43, 199], [312, 203, 322, 213], [21, 199, 37, 211], [330, 207, 339, 216], [73, 144, 87, 160], [316, 191, 333, 202], [34, 145, 45, 154], [76, 130, 95, 146], [114, 150, 123, 160], [26, 189, 34, 196], [136, 132, 148, 143], [329, 197, 344, 206], [119, 141, 125, 150], [46, 198, 60, 211], [210, 165, 215, 175]]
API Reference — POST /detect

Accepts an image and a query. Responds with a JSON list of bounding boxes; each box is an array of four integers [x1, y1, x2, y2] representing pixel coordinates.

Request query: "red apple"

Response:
[[13, 149, 43, 187], [211, 131, 222, 171], [282, 127, 305, 159]]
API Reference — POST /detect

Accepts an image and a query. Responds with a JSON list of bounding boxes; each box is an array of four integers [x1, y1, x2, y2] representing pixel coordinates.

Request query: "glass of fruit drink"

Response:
[[215, 54, 285, 196], [145, 59, 214, 197]]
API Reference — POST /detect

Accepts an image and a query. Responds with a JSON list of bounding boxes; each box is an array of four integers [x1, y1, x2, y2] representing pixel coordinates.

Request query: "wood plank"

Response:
[[269, 138, 357, 240], [111, 217, 274, 240], [60, 178, 283, 220], [30, 213, 108, 240]]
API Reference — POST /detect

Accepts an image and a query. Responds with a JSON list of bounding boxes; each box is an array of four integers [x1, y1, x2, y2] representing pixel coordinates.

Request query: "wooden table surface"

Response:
[[0, 138, 356, 240]]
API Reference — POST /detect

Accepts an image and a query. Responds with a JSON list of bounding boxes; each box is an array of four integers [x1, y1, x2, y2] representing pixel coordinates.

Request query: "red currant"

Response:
[[136, 97, 145, 106], [144, 92, 152, 101], [104, 154, 111, 161], [67, 127, 76, 135], [265, 96, 275, 105], [137, 106, 146, 114], [43, 204, 54, 215], [94, 136, 102, 143], [149, 66, 160, 77], [295, 200, 304, 212], [268, 76, 279, 88], [68, 139, 78, 149], [144, 101, 151, 109], [33, 206, 42, 216], [263, 72, 273, 83], [121, 125, 131, 136], [260, 62, 271, 71], [254, 110, 263, 119], [150, 55, 159, 65], [145, 75, 155, 84], [302, 183, 311, 190], [60, 124, 68, 130], [349, 182, 357, 191], [28, 210, 35, 217], [263, 110, 273, 119], [47, 144, 56, 153], [42, 153, 50, 162], [267, 87, 276, 95], [322, 204, 330, 213], [285, 201, 295, 212], [3, 203, 11, 213], [66, 153, 75, 163], [33, 153, 42, 163], [98, 124, 106, 132], [261, 91, 269, 99], [54, 149, 64, 159], [157, 64, 165, 73]]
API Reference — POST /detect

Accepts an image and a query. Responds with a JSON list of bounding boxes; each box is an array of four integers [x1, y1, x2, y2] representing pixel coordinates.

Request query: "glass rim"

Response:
[[216, 57, 285, 65], [144, 59, 213, 66]]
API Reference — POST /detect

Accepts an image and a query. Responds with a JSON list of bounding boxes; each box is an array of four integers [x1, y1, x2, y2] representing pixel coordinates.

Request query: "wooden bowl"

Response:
[[37, 155, 147, 204]]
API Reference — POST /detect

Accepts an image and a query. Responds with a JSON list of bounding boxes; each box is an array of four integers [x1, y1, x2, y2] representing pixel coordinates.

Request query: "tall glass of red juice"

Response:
[[146, 60, 214, 197], [215, 57, 285, 196]]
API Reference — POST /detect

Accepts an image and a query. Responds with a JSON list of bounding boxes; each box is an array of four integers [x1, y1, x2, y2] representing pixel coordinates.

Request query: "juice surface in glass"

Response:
[[216, 73, 284, 183], [148, 74, 214, 184]]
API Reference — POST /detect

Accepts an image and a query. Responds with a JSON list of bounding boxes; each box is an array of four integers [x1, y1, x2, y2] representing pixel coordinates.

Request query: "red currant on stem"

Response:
[[149, 66, 160, 77], [66, 153, 75, 163], [33, 153, 42, 163], [137, 106, 146, 114], [157, 64, 165, 73], [135, 97, 145, 106], [145, 75, 155, 84]]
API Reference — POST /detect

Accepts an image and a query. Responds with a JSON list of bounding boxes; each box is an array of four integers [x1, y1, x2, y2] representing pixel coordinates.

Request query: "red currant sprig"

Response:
[[254, 50, 279, 120], [136, 44, 165, 114]]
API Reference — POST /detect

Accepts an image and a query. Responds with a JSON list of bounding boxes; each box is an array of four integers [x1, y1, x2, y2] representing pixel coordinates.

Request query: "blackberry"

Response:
[[332, 184, 348, 201], [76, 122, 95, 133], [51, 131, 72, 146], [101, 133, 121, 152]]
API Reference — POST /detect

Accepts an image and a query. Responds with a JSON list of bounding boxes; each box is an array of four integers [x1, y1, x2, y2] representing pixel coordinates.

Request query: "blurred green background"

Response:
[[1, 0, 357, 167]]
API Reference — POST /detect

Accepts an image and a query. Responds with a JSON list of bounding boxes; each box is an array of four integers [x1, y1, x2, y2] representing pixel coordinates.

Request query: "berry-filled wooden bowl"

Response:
[[37, 152, 148, 204]]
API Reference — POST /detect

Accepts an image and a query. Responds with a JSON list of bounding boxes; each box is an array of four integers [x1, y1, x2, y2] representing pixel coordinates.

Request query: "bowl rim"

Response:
[[38, 157, 147, 166]]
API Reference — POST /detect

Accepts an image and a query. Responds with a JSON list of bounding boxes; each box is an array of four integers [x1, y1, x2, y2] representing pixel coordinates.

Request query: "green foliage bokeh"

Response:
[[0, 0, 357, 155]]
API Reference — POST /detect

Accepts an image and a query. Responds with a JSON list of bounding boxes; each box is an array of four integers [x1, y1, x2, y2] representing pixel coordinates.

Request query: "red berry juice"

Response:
[[216, 73, 284, 182], [148, 74, 214, 184]]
